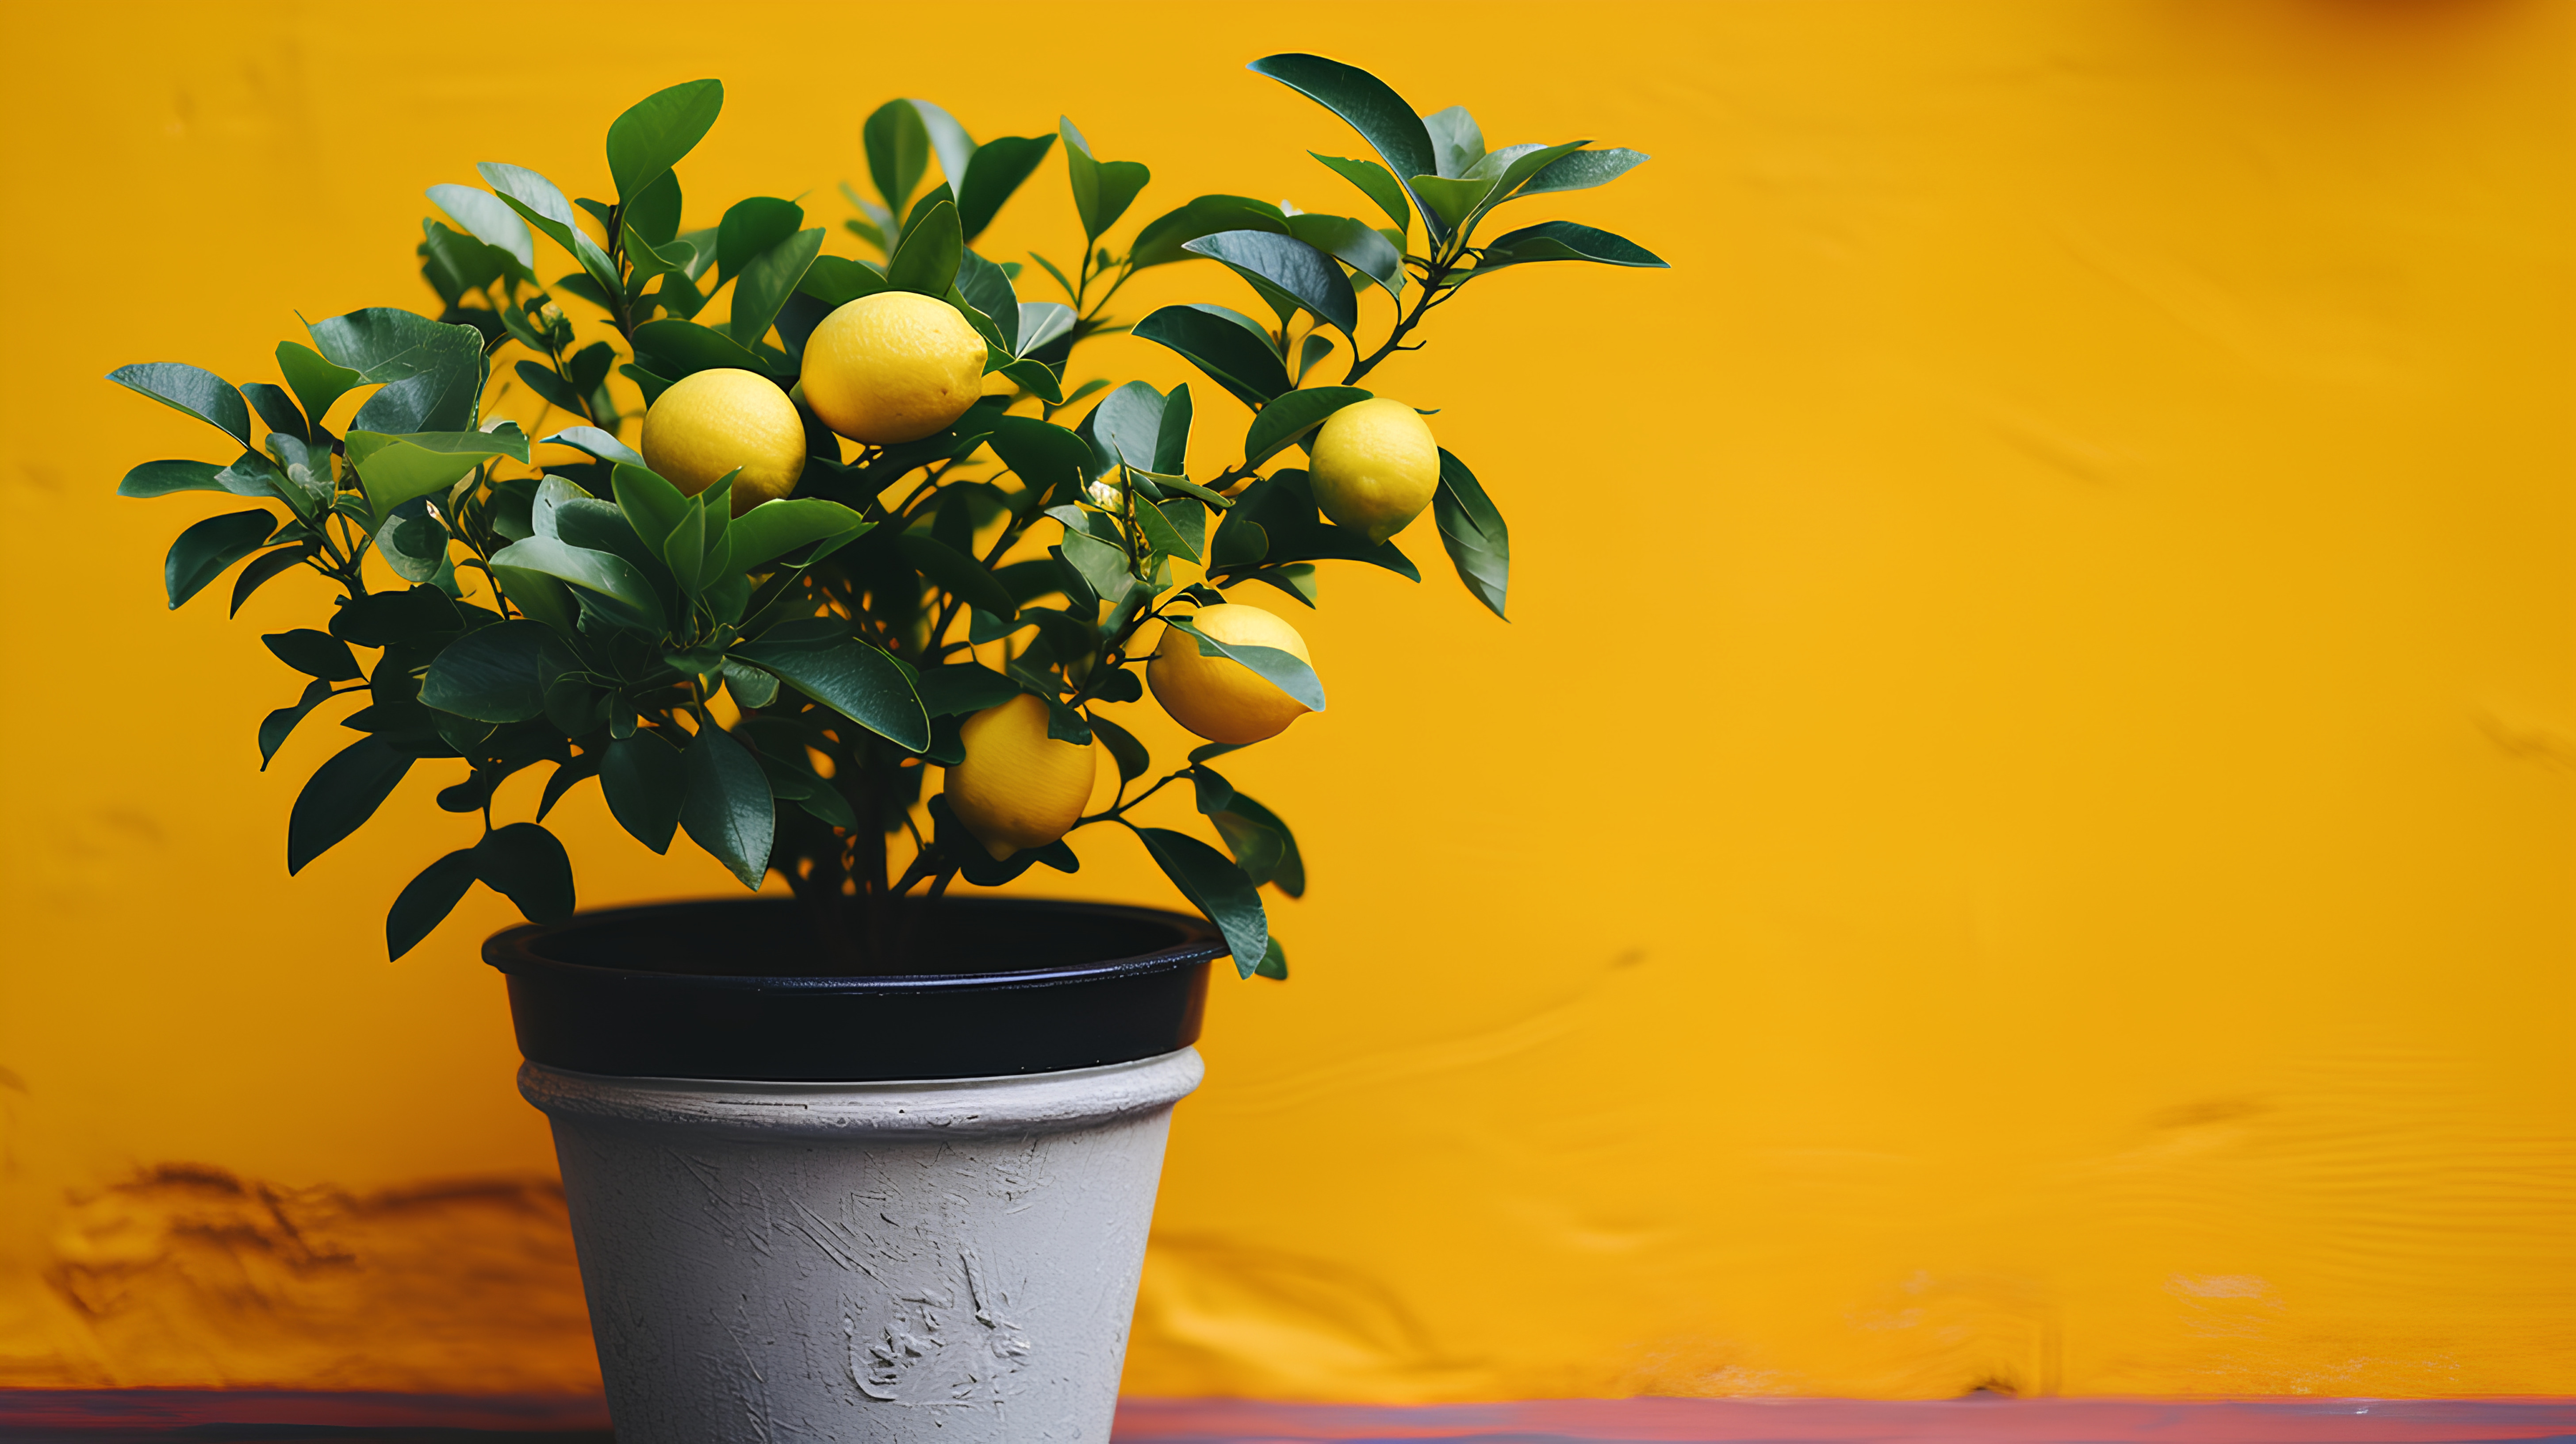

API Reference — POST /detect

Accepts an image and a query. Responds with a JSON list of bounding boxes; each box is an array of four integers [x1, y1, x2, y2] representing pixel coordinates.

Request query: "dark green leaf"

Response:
[[422, 620, 562, 723], [681, 724, 774, 889], [514, 360, 586, 416], [864, 99, 932, 216], [1252, 937, 1288, 979], [1134, 495, 1201, 563], [330, 584, 465, 646], [731, 497, 870, 572], [916, 662, 1020, 718], [1219, 469, 1419, 581], [1245, 387, 1369, 468], [625, 169, 684, 248], [1214, 791, 1306, 896], [258, 678, 336, 770], [1133, 304, 1291, 409], [1130, 195, 1292, 269], [1155, 383, 1194, 473], [426, 184, 537, 277], [1088, 711, 1150, 782], [107, 363, 253, 449], [606, 78, 723, 201], [728, 227, 824, 347], [908, 98, 976, 194], [287, 736, 414, 874], [886, 199, 963, 296], [478, 162, 621, 300], [1473, 220, 1669, 273], [276, 341, 368, 433], [631, 317, 775, 379], [1310, 153, 1412, 237], [1422, 105, 1485, 179], [344, 425, 528, 515], [264, 628, 360, 681], [1059, 117, 1150, 241], [898, 533, 1016, 619], [1434, 447, 1509, 620], [1248, 55, 1441, 240], [984, 415, 1097, 503], [955, 246, 1021, 354], [1133, 825, 1268, 976], [387, 849, 479, 961], [487, 535, 660, 623], [1090, 380, 1167, 470], [716, 196, 804, 280], [802, 254, 889, 307], [602, 730, 685, 853], [955, 133, 1057, 241], [612, 461, 692, 567], [1407, 174, 1491, 234], [119, 459, 230, 499], [1286, 213, 1405, 300], [997, 356, 1063, 403], [475, 822, 576, 922], [242, 383, 308, 444], [537, 750, 602, 822], [165, 509, 278, 608], [1516, 146, 1650, 198], [230, 544, 315, 617], [1190, 763, 1235, 815], [376, 496, 452, 584], [1458, 140, 1591, 231], [306, 309, 483, 434], [734, 638, 930, 752], [1166, 614, 1327, 712], [1298, 333, 1337, 383]]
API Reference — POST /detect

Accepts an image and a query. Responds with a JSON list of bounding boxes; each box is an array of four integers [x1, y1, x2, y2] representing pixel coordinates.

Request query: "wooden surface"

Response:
[[4, 1391, 2572, 1443]]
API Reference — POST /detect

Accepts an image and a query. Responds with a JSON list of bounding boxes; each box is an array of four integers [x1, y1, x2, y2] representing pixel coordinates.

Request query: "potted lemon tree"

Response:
[[108, 56, 1660, 1444]]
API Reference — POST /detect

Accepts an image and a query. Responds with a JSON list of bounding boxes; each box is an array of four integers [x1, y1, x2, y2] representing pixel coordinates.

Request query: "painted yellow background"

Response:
[[1, 0, 2569, 1401]]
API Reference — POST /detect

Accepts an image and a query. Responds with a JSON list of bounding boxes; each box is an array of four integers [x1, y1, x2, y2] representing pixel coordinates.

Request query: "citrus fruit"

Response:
[[1148, 603, 1315, 745], [800, 292, 988, 445], [944, 692, 1096, 860], [1306, 396, 1439, 544], [637, 368, 806, 516]]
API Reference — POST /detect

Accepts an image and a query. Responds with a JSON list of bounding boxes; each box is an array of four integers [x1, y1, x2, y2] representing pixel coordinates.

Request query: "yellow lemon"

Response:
[[1148, 603, 1315, 745], [800, 292, 988, 445], [944, 692, 1096, 860], [1306, 396, 1439, 544], [638, 368, 806, 516]]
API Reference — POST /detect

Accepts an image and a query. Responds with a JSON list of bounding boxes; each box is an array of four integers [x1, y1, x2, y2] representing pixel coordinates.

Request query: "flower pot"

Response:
[[487, 897, 1219, 1444]]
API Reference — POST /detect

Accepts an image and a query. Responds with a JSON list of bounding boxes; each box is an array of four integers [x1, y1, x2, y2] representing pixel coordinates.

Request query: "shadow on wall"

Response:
[[9, 1166, 598, 1392]]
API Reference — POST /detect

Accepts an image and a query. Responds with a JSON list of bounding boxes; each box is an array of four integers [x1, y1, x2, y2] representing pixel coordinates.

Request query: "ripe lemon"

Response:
[[1148, 603, 1315, 745], [638, 368, 806, 516], [1307, 396, 1439, 544], [944, 692, 1096, 860], [800, 292, 987, 445]]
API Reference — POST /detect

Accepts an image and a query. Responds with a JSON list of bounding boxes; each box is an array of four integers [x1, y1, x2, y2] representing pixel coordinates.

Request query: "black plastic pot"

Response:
[[485, 896, 1219, 1082]]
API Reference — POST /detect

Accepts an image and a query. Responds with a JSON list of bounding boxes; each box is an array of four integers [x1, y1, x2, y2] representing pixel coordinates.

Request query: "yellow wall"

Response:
[[2, 0, 2569, 1400]]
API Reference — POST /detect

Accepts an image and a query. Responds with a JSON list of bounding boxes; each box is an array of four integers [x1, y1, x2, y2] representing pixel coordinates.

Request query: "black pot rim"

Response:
[[483, 895, 1224, 993]]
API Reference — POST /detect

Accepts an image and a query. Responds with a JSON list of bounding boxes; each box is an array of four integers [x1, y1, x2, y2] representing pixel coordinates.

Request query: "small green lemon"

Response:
[[638, 368, 806, 515], [1307, 396, 1438, 544], [1148, 603, 1315, 745], [800, 292, 988, 445], [944, 692, 1096, 860]]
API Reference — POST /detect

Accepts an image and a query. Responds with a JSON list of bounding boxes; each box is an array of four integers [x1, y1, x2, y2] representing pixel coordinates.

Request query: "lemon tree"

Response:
[[105, 57, 1663, 977]]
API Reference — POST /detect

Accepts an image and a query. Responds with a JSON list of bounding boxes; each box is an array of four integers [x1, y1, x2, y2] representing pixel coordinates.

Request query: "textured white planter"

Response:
[[521, 1047, 1203, 1444]]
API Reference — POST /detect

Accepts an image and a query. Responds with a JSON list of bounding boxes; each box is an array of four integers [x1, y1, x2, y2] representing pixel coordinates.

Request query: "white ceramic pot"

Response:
[[521, 1050, 1201, 1444]]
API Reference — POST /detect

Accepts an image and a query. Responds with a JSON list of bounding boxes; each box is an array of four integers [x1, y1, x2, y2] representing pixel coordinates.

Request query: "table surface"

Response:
[[2, 1390, 2571, 1443]]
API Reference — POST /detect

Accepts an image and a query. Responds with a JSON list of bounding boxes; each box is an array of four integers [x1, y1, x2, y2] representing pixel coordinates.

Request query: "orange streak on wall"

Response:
[[0, 0, 2569, 1400]]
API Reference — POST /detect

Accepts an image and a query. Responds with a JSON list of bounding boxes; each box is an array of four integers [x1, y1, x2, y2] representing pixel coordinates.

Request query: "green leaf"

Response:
[[626, 169, 684, 248], [631, 317, 775, 379], [955, 133, 1057, 241], [258, 679, 336, 770], [886, 199, 963, 296], [1089, 380, 1169, 471], [1422, 105, 1485, 179], [276, 342, 367, 430], [165, 509, 278, 608], [1298, 333, 1337, 383], [1133, 305, 1291, 410], [724, 657, 780, 709], [1248, 56, 1442, 241], [387, 849, 479, 961], [1059, 117, 1150, 241], [681, 725, 774, 889], [1310, 153, 1412, 237], [801, 255, 888, 307], [759, 747, 854, 828], [345, 426, 529, 515], [606, 78, 723, 202], [916, 662, 1020, 718], [1407, 174, 1491, 234], [487, 535, 660, 623], [865, 99, 932, 216], [242, 383, 309, 445], [288, 736, 414, 875], [306, 309, 483, 434], [898, 533, 1016, 619], [1134, 495, 1201, 563], [426, 184, 537, 276], [1460, 141, 1590, 227], [612, 461, 692, 568], [231, 544, 315, 617], [264, 627, 361, 681], [119, 459, 231, 499], [422, 620, 564, 723], [1473, 220, 1669, 273], [475, 822, 576, 923], [1434, 447, 1509, 620], [107, 363, 253, 449], [715, 196, 804, 281], [1130, 195, 1293, 269], [1190, 763, 1236, 815], [1218, 469, 1418, 581], [1166, 614, 1327, 712], [733, 637, 930, 752], [984, 415, 1098, 503], [1133, 825, 1267, 977], [1088, 710, 1151, 782], [602, 730, 685, 853], [1515, 146, 1650, 198], [997, 357, 1064, 403], [730, 497, 870, 572], [540, 426, 644, 466], [1287, 213, 1406, 300], [1213, 791, 1306, 896], [908, 98, 977, 194], [1245, 387, 1369, 469], [1252, 937, 1288, 979], [478, 162, 621, 301]]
